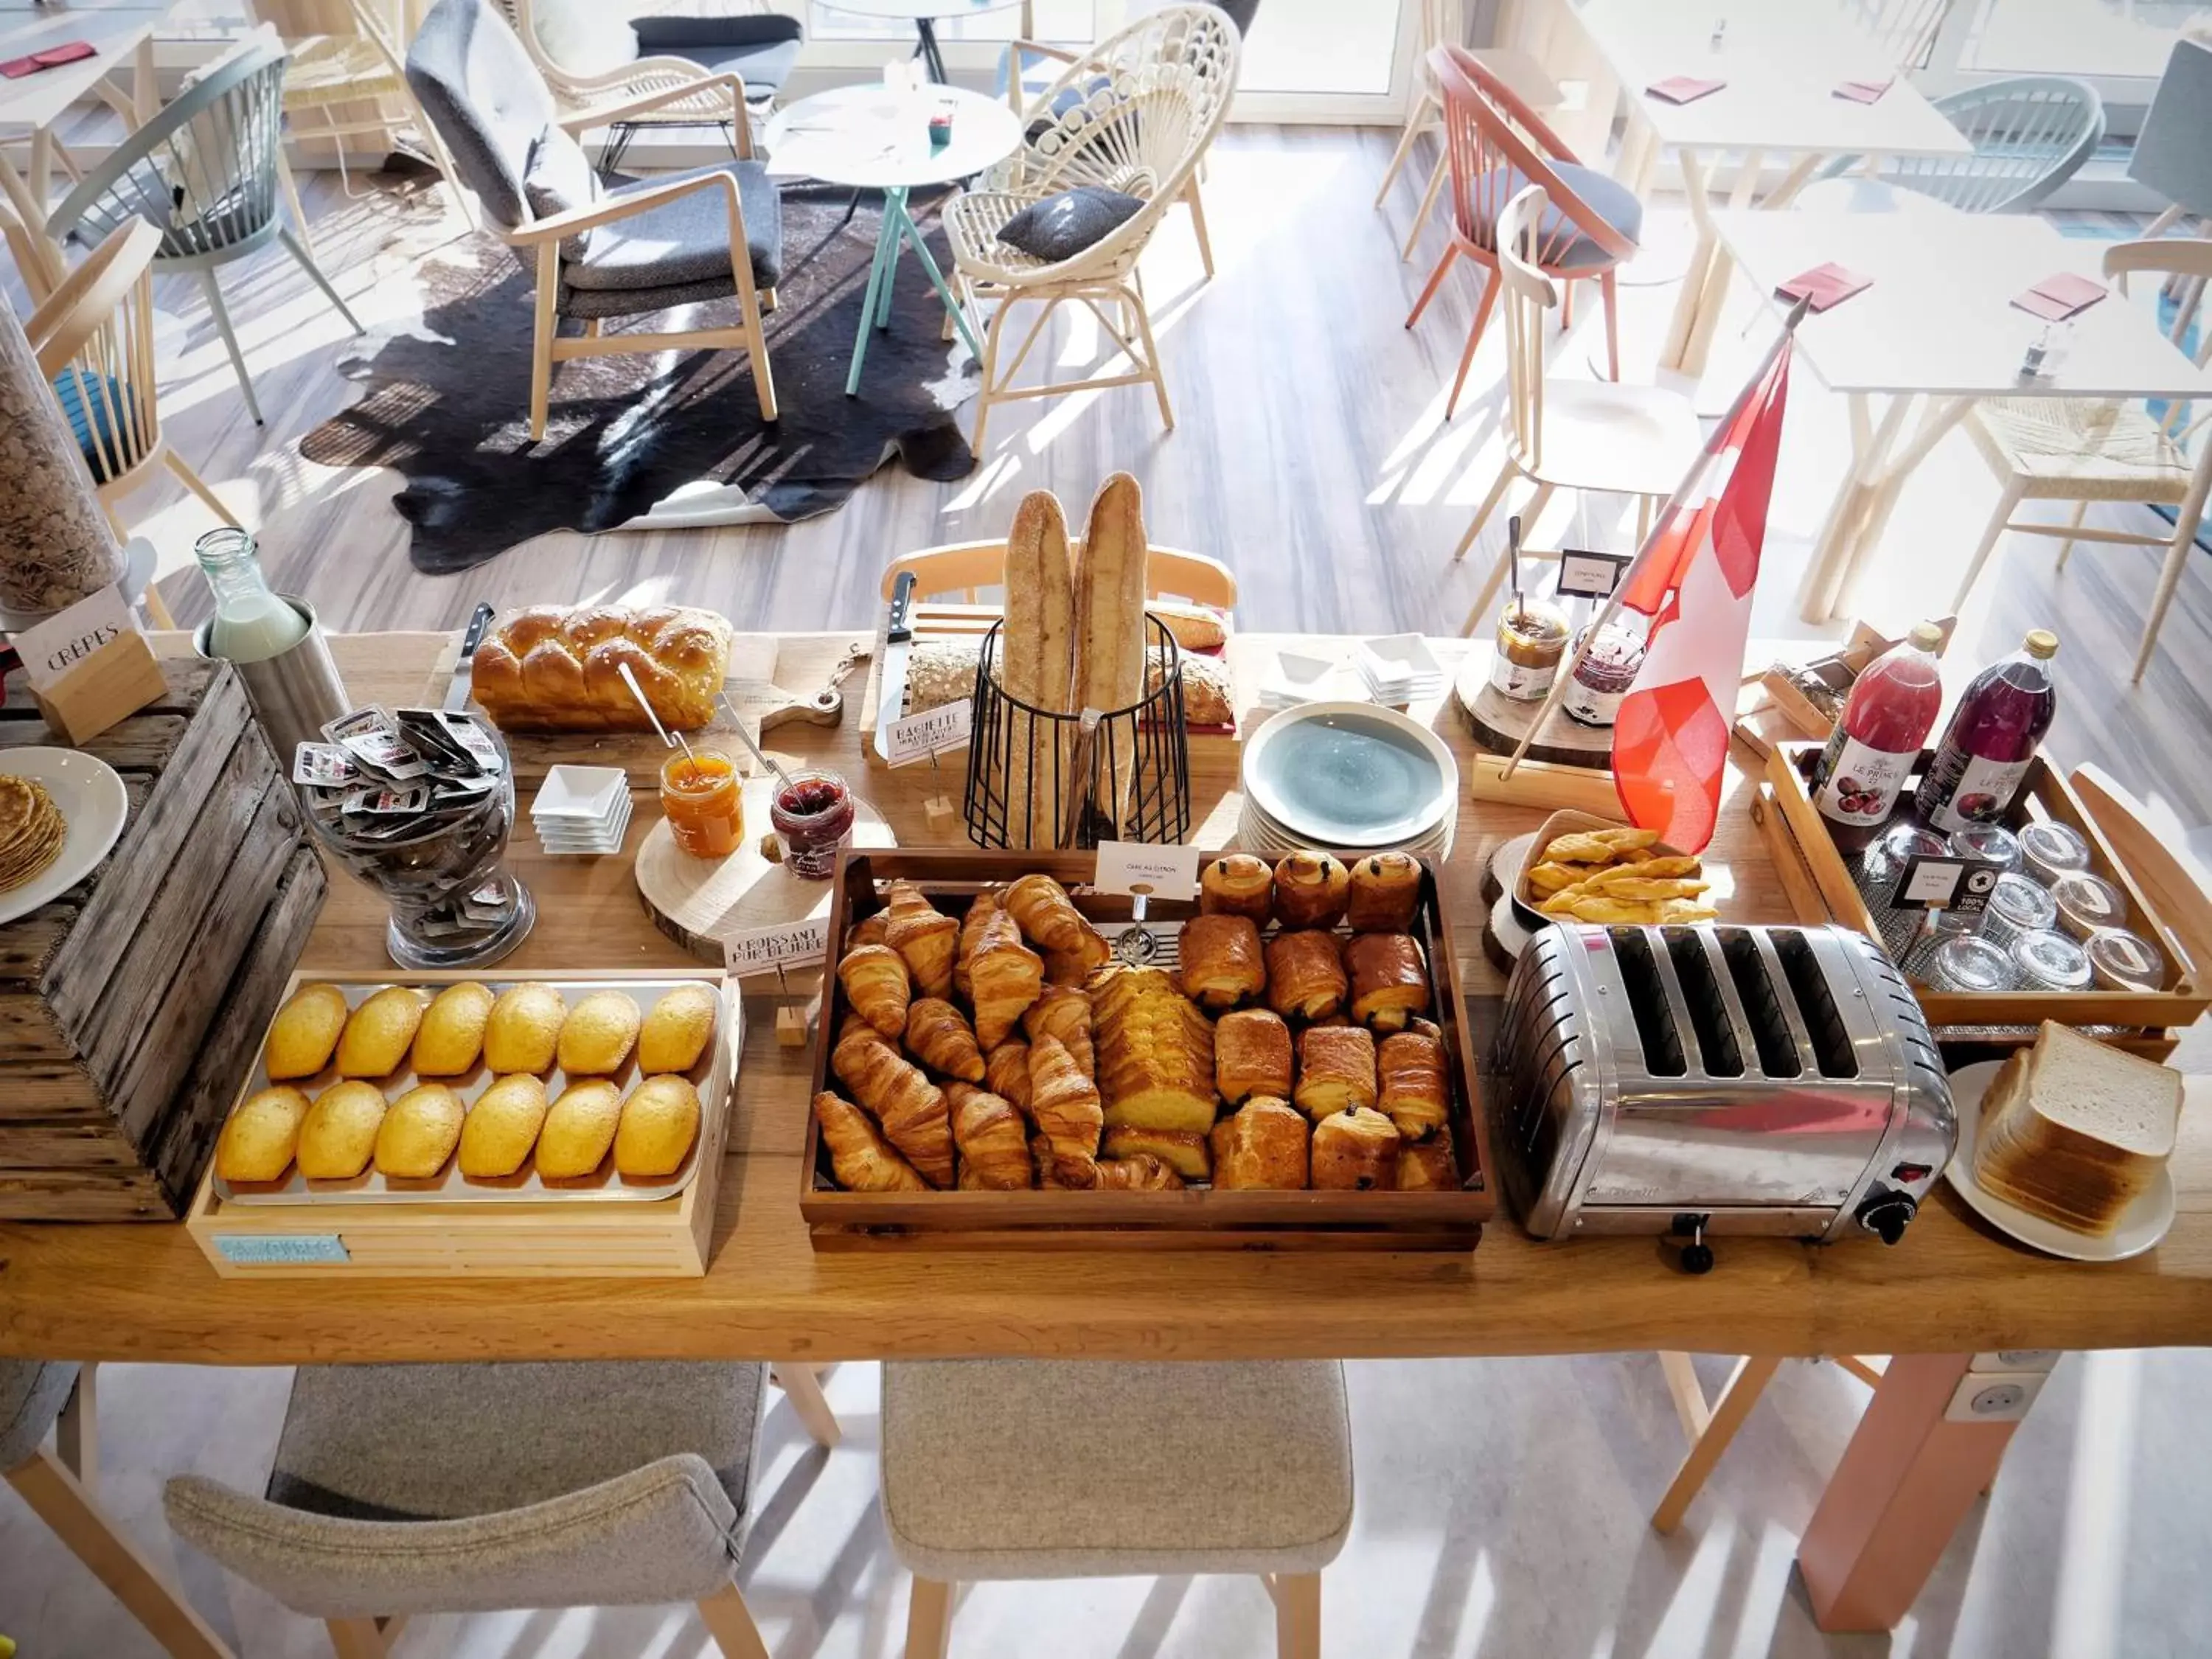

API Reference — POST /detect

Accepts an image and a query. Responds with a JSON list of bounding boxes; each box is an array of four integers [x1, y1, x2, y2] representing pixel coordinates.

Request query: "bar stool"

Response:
[[880, 1360, 1353, 1658], [164, 1360, 838, 1658]]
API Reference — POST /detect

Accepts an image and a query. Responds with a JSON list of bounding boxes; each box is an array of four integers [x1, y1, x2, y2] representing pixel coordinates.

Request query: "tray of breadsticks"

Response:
[[801, 848, 1495, 1251], [201, 970, 734, 1206]]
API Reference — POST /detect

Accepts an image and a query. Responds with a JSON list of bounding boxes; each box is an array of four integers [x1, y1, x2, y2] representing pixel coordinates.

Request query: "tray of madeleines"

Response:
[[208, 970, 734, 1204], [801, 848, 1495, 1250]]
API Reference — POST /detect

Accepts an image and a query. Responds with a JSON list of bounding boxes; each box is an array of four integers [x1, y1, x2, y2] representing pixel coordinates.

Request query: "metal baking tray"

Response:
[[214, 972, 736, 1206]]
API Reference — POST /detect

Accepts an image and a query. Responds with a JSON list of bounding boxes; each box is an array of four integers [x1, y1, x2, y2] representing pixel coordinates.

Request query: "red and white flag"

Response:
[[1610, 339, 1793, 852]]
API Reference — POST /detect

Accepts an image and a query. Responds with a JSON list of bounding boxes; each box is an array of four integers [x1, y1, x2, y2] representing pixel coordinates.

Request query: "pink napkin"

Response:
[[1833, 77, 1892, 103], [1776, 262, 1872, 313], [1646, 76, 1725, 104], [2011, 272, 2107, 321]]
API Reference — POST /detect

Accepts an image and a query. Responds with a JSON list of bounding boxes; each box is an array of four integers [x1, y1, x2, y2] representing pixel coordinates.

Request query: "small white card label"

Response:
[[885, 698, 973, 767], [7, 585, 136, 694], [1091, 840, 1202, 900], [723, 918, 831, 976], [1899, 859, 1964, 905], [1556, 551, 1632, 601], [215, 1234, 349, 1266]]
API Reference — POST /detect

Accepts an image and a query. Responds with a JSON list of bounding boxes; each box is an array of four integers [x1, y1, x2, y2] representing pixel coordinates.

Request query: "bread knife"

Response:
[[874, 570, 917, 757], [443, 602, 495, 712]]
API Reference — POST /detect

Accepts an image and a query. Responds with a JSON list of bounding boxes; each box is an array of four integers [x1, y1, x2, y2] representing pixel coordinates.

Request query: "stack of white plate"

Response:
[[533, 765, 632, 855], [1356, 634, 1447, 705], [1256, 645, 1371, 712], [1237, 701, 1457, 860]]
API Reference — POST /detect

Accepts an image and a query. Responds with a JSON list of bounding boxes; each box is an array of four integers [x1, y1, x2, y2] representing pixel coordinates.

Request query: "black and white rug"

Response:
[[302, 184, 979, 575]]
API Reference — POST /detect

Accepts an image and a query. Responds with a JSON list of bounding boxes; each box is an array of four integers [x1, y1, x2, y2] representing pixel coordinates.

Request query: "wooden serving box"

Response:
[[1761, 742, 2207, 1043], [185, 970, 737, 1278], [0, 658, 324, 1220], [801, 848, 1495, 1251]]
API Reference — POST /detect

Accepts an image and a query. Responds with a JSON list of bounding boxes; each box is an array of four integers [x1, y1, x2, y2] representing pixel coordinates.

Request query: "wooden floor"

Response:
[[51, 125, 2212, 832]]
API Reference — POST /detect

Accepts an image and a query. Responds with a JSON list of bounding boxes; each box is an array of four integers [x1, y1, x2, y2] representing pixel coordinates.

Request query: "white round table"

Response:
[[814, 0, 1026, 82], [765, 85, 1022, 394]]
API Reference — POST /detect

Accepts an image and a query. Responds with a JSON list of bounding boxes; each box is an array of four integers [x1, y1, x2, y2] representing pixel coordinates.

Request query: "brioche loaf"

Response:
[[470, 605, 733, 734]]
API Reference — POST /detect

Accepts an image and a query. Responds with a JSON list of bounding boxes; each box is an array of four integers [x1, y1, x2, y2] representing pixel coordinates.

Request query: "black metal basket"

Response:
[[964, 616, 1191, 849]]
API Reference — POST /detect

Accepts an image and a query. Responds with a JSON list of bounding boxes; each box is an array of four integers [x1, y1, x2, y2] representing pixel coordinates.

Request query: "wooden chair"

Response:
[[882, 537, 1236, 609], [1953, 237, 2212, 683], [1450, 185, 1700, 633], [18, 212, 241, 580], [405, 0, 778, 442], [166, 1360, 839, 1659], [3, 1361, 232, 1658], [944, 6, 1241, 456], [1405, 45, 1637, 408], [882, 1360, 1350, 1659], [1840, 0, 1954, 71]]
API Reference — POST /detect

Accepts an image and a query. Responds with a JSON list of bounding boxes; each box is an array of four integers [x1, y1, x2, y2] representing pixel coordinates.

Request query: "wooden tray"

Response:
[[185, 969, 737, 1276], [801, 848, 1494, 1251], [1761, 742, 2208, 1036]]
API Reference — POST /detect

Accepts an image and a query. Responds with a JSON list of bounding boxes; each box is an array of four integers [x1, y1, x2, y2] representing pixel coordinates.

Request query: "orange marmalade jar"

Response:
[[660, 751, 742, 858]]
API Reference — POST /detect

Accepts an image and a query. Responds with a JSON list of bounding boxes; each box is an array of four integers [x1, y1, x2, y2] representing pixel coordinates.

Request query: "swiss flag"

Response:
[[1611, 342, 1792, 852]]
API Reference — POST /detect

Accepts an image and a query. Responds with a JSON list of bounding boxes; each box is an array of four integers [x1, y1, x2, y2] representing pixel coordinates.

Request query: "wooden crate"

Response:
[[185, 969, 736, 1278], [1761, 741, 2208, 1037], [0, 658, 325, 1219], [801, 848, 1495, 1251]]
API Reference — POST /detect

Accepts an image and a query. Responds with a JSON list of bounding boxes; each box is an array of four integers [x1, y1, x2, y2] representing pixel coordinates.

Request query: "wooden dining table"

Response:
[[2, 626, 2208, 1632]]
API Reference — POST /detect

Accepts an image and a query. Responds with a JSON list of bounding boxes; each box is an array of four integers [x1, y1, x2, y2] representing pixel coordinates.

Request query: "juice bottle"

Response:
[[1809, 620, 1946, 853], [1914, 630, 2059, 833]]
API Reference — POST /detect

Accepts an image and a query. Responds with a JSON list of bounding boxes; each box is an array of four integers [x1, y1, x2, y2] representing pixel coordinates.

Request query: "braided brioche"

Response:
[[470, 605, 733, 733]]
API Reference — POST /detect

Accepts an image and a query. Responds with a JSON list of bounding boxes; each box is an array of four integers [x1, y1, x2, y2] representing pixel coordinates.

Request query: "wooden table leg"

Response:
[[1818, 394, 1973, 620], [1658, 147, 1714, 372], [28, 126, 51, 218], [1798, 392, 1905, 622], [1797, 1353, 2025, 1632], [133, 35, 157, 127]]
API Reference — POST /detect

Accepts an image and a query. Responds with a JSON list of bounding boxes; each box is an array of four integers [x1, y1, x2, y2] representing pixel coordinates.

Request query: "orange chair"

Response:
[[1405, 44, 1641, 415]]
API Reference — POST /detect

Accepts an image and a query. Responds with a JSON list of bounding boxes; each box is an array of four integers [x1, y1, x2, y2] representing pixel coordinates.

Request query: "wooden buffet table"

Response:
[[4, 627, 2210, 1631]]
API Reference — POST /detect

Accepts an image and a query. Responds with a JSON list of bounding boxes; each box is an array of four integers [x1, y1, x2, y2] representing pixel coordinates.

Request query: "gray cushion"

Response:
[[554, 272, 742, 321], [406, 0, 560, 229], [1, 1360, 78, 1470], [561, 159, 782, 293], [524, 127, 599, 260], [880, 1360, 1354, 1581], [1467, 160, 1641, 268], [997, 186, 1144, 262], [632, 14, 802, 97]]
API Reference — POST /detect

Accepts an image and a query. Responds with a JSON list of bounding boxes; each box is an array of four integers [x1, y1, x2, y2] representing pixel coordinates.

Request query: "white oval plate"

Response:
[[1240, 701, 1457, 849], [1942, 1059, 2176, 1262], [0, 747, 131, 928]]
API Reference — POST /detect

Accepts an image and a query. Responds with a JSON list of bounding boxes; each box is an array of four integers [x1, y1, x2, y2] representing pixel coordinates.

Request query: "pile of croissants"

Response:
[[811, 850, 1463, 1194]]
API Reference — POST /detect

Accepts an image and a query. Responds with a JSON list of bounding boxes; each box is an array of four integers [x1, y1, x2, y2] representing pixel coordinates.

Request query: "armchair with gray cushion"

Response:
[[406, 0, 781, 441]]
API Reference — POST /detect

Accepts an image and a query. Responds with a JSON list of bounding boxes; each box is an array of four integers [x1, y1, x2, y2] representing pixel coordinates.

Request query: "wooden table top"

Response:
[[3, 630, 2207, 1366]]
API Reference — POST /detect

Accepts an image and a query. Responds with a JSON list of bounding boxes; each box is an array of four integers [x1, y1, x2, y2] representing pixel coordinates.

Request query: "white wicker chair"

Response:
[[945, 4, 1240, 456], [491, 0, 766, 163]]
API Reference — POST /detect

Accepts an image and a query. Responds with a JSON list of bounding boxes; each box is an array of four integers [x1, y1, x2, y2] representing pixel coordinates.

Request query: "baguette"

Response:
[[1002, 490, 1077, 846], [1074, 473, 1150, 836]]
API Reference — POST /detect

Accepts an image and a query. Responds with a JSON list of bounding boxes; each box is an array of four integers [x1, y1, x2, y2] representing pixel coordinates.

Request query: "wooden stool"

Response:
[[880, 1360, 1352, 1658]]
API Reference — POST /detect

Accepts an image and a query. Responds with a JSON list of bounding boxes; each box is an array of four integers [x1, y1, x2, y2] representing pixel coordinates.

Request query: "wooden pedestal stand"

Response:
[[1451, 646, 1624, 814]]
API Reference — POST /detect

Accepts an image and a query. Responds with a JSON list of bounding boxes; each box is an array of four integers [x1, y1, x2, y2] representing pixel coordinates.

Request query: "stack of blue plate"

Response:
[[1237, 702, 1456, 859]]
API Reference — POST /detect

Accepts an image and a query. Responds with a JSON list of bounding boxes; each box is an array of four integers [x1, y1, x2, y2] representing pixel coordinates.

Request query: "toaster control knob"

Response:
[[1857, 1192, 1917, 1246]]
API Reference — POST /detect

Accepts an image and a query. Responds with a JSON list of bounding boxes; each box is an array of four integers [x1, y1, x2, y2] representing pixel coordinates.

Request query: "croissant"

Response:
[[1265, 931, 1348, 1022], [1395, 1125, 1458, 1191], [847, 914, 889, 948], [970, 908, 1045, 1048], [1345, 933, 1431, 1033], [1377, 1028, 1449, 1141], [953, 889, 1000, 1001], [837, 944, 911, 1039], [831, 1021, 954, 1188], [1032, 1133, 1096, 1190], [1199, 853, 1274, 925], [1005, 873, 1091, 953], [1310, 1105, 1401, 1191], [1044, 925, 1112, 987], [1088, 1154, 1186, 1190], [1028, 1033, 1102, 1164], [1294, 1025, 1378, 1120], [1214, 1008, 1294, 1105], [906, 997, 987, 1082], [1346, 851, 1424, 933], [1178, 914, 1266, 1012], [1208, 1097, 1310, 1190], [814, 1091, 928, 1192], [1023, 985, 1094, 1079], [1273, 850, 1350, 930], [947, 1082, 1034, 1189], [883, 881, 959, 998], [1102, 1124, 1211, 1182], [985, 1039, 1033, 1114]]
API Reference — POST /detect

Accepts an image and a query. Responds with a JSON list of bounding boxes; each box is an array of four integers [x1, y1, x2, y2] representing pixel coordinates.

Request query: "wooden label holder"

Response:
[[16, 590, 167, 744]]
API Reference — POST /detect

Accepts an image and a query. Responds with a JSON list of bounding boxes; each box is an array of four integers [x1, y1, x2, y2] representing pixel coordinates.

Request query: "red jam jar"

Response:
[[771, 768, 856, 879]]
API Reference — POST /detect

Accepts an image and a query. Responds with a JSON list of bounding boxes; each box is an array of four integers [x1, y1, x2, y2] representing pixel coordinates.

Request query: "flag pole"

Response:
[[1499, 297, 1812, 782]]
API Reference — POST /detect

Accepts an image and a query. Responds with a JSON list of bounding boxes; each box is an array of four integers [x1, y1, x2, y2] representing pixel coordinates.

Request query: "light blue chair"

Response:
[[46, 35, 364, 427], [1797, 74, 2104, 215]]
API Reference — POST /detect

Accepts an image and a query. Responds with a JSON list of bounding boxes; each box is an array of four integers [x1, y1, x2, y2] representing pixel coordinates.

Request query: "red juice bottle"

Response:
[[1810, 622, 1947, 854], [1914, 630, 2059, 834]]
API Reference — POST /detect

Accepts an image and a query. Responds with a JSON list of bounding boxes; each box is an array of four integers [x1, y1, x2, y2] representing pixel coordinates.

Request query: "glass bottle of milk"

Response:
[[195, 528, 307, 664]]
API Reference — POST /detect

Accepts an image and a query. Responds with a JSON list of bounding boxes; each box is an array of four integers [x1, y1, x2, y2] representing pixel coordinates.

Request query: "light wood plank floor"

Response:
[[46, 125, 2212, 831]]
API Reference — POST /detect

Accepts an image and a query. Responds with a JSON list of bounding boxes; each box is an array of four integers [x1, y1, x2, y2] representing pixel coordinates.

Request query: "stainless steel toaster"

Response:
[[1492, 923, 1955, 1267]]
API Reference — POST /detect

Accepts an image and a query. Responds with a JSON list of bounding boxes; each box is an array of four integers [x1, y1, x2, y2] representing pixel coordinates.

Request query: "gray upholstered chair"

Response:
[[880, 1360, 1352, 1659], [3, 1360, 232, 1658], [164, 1360, 839, 1659], [404, 0, 781, 442], [1797, 75, 2104, 215]]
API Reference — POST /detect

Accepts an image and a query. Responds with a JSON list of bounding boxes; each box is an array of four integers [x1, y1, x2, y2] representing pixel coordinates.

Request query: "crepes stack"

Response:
[[0, 774, 66, 894], [1973, 1020, 2181, 1237]]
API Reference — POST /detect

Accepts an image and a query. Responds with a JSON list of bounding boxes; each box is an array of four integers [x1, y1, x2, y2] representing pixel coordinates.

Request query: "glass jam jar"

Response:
[[770, 768, 856, 879], [1919, 933, 2013, 993], [1489, 598, 1569, 703], [1856, 822, 1946, 961], [2017, 818, 2091, 886], [1946, 823, 2021, 874], [1562, 622, 1646, 728], [2085, 926, 2163, 992], [660, 751, 743, 859], [2010, 928, 2093, 994], [1978, 870, 2059, 954], [2049, 869, 2126, 941]]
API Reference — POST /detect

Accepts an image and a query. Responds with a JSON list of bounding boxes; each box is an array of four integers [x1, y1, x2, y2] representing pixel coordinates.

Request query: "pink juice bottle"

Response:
[[1913, 629, 2059, 834], [1810, 621, 1947, 855]]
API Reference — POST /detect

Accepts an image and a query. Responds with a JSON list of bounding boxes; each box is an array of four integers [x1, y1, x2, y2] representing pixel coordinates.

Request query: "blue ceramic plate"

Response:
[[1241, 702, 1455, 849]]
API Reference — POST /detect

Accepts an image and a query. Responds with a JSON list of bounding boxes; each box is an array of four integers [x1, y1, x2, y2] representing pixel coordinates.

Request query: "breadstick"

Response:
[[1074, 473, 1150, 835], [1002, 490, 1075, 846]]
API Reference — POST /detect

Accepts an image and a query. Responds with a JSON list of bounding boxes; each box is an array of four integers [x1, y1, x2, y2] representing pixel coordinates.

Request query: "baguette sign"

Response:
[[885, 698, 973, 767], [723, 917, 831, 975]]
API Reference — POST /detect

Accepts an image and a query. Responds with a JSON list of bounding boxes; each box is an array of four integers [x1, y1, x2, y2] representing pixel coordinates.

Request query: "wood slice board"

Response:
[[1451, 644, 1614, 767], [635, 777, 897, 962]]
